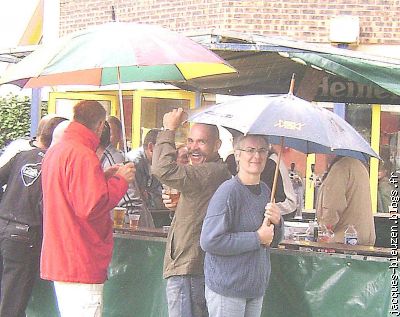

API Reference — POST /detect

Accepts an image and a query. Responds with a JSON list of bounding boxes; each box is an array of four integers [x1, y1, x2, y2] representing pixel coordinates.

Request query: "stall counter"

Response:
[[26, 229, 395, 317]]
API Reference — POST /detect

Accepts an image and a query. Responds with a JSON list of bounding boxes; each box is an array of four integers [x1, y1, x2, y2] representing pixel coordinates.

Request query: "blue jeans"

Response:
[[166, 275, 208, 317], [205, 285, 263, 317]]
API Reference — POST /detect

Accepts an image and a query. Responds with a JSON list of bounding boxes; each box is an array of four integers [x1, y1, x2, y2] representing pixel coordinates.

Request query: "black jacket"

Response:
[[0, 148, 46, 227]]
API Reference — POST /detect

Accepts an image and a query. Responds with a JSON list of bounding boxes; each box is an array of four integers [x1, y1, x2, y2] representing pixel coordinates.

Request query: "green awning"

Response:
[[182, 31, 400, 103], [287, 52, 400, 96]]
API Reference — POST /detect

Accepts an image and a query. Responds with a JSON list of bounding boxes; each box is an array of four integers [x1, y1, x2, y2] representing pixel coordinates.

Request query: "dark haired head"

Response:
[[99, 121, 111, 148], [36, 114, 55, 138], [107, 116, 123, 148], [40, 117, 68, 149], [107, 116, 122, 132], [143, 129, 161, 148]]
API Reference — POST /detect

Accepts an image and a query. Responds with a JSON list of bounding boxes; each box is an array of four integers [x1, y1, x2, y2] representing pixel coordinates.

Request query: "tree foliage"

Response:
[[0, 94, 47, 149]]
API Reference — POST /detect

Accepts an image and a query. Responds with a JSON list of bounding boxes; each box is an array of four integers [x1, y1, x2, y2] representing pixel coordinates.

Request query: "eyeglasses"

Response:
[[238, 147, 269, 155]]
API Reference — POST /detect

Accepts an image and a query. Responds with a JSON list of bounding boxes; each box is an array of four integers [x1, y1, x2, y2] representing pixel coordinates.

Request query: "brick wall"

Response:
[[59, 0, 400, 44]]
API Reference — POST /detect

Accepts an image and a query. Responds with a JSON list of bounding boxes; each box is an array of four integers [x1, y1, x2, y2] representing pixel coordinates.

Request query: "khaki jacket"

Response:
[[316, 157, 376, 246], [152, 130, 231, 278]]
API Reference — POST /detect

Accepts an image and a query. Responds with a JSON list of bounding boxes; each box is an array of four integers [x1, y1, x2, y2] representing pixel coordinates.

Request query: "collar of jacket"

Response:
[[63, 121, 100, 150]]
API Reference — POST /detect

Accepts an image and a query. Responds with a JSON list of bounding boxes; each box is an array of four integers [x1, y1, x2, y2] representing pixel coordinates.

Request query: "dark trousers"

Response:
[[0, 219, 41, 317]]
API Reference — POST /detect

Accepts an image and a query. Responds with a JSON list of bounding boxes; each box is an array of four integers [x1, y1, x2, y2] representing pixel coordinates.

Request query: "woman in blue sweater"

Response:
[[200, 134, 284, 317]]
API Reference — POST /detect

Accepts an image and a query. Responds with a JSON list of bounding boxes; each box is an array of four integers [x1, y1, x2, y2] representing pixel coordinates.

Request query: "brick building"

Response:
[[59, 0, 400, 48]]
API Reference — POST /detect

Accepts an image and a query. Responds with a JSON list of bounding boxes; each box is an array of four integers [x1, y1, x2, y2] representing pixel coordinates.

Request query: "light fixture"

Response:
[[329, 15, 360, 45]]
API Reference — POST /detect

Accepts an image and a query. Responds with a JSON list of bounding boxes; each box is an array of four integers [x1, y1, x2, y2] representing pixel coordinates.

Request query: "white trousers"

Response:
[[54, 281, 104, 317]]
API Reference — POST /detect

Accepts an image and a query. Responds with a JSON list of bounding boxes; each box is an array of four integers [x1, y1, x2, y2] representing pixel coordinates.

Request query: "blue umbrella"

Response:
[[189, 94, 379, 161], [189, 93, 379, 205]]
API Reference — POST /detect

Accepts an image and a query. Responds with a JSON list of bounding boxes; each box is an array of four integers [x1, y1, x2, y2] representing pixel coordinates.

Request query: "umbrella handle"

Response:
[[266, 137, 285, 226], [265, 197, 275, 226]]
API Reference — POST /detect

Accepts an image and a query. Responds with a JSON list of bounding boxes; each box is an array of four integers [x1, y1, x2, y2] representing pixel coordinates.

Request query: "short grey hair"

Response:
[[233, 135, 268, 151]]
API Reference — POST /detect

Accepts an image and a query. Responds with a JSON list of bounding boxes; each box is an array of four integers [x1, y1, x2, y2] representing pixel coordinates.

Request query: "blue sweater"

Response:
[[200, 176, 284, 298]]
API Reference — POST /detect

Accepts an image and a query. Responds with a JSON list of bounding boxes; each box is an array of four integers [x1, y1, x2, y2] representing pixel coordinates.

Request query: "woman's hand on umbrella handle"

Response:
[[163, 108, 187, 131], [264, 203, 281, 226], [257, 222, 275, 246]]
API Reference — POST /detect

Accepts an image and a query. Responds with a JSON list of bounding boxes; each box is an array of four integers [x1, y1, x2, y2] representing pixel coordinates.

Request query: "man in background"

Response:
[[316, 155, 376, 246], [127, 129, 163, 224], [40, 100, 135, 317], [98, 119, 154, 227]]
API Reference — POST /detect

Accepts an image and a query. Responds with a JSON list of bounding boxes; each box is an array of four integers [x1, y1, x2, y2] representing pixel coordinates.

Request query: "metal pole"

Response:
[[117, 67, 128, 154], [30, 88, 41, 137]]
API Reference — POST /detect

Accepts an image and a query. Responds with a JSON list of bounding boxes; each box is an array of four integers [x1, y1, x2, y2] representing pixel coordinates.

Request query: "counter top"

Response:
[[113, 227, 393, 258], [279, 239, 392, 257], [113, 227, 168, 242]]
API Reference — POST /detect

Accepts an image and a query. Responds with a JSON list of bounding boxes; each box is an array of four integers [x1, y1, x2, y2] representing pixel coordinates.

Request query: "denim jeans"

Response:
[[54, 281, 104, 317], [166, 275, 208, 317], [205, 285, 263, 317]]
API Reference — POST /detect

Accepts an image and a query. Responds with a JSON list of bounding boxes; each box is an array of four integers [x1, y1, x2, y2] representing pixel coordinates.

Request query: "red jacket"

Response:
[[40, 122, 128, 283]]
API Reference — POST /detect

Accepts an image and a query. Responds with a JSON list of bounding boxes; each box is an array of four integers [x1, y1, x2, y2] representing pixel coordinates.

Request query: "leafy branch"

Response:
[[0, 94, 47, 149]]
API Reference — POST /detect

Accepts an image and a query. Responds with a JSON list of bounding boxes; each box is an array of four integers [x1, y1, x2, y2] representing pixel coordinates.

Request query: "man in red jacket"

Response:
[[40, 100, 135, 317]]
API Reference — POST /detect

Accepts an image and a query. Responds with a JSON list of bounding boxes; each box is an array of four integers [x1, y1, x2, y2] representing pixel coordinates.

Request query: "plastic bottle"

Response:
[[344, 224, 358, 245], [305, 221, 317, 242]]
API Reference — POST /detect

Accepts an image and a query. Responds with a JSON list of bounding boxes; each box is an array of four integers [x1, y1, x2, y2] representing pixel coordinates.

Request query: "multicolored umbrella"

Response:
[[0, 22, 236, 152], [0, 22, 236, 88]]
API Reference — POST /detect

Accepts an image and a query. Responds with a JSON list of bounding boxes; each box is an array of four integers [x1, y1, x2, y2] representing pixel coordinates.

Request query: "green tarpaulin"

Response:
[[26, 236, 393, 317]]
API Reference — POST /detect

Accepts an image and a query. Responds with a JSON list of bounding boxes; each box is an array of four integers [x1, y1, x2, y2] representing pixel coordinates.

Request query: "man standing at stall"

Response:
[[316, 155, 376, 246], [152, 108, 231, 317], [126, 129, 163, 209], [40, 100, 135, 317]]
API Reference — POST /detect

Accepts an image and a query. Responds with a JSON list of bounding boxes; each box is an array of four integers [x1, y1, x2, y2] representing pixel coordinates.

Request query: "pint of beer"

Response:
[[163, 184, 180, 205], [129, 213, 140, 230], [113, 207, 127, 228]]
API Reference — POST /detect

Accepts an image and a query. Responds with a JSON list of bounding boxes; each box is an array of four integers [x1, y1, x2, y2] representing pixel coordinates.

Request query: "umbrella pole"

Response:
[[266, 136, 285, 226], [117, 66, 128, 155], [270, 136, 285, 203], [288, 73, 295, 95]]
